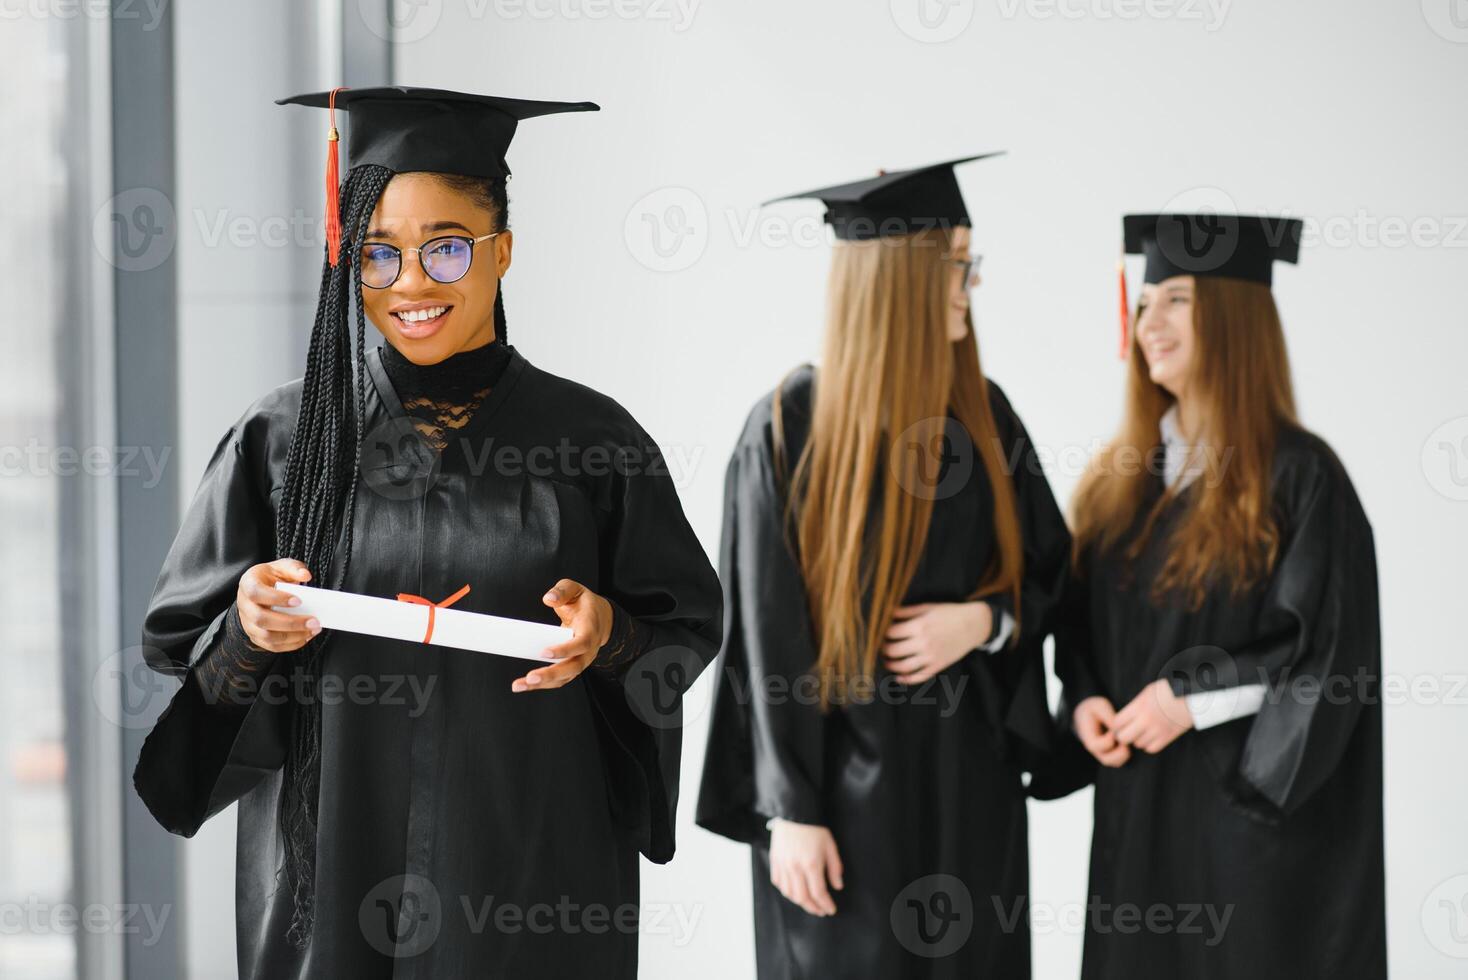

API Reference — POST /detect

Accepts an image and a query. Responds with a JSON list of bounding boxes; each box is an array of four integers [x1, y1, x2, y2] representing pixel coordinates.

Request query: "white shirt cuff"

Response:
[[1185, 683, 1267, 730], [980, 607, 1015, 654]]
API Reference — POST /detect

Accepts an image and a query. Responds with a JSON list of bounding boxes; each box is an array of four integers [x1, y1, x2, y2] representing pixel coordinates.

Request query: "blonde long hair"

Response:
[[1071, 276, 1297, 607], [775, 227, 1024, 709]]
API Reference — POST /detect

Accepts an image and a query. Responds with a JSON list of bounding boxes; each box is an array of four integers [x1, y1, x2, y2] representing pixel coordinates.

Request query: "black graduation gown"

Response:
[[131, 343, 723, 979], [1054, 424, 1387, 980], [695, 365, 1072, 979]]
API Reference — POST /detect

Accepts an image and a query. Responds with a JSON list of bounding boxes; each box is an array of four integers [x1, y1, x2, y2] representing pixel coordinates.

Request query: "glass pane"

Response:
[[0, 14, 77, 980]]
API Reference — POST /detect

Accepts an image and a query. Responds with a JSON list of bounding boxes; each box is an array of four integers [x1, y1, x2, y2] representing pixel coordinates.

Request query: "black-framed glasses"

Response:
[[358, 232, 502, 289], [950, 252, 983, 289]]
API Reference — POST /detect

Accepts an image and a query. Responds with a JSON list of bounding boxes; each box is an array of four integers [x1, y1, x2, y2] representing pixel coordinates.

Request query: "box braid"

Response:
[[273, 161, 391, 950], [272, 164, 511, 950]]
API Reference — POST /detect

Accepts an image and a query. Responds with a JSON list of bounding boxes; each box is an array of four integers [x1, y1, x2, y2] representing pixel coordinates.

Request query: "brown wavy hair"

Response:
[[774, 227, 1024, 709], [1070, 275, 1297, 608]]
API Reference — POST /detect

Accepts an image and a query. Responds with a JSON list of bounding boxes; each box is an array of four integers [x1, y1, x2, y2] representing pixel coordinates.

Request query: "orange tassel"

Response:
[[324, 86, 348, 267], [1117, 255, 1130, 360]]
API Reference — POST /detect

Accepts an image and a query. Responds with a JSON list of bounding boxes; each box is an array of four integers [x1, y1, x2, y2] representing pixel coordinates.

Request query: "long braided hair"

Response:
[[273, 164, 511, 949]]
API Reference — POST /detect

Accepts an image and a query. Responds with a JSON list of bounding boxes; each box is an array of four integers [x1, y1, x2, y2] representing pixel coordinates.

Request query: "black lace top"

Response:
[[193, 339, 639, 712], [379, 337, 513, 451]]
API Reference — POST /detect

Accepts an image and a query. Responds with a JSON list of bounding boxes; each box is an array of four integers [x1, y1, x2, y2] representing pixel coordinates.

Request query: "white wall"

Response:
[[371, 1, 1459, 977]]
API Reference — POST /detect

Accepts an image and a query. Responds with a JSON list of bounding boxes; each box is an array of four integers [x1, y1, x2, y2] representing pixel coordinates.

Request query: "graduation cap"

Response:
[[277, 86, 599, 266], [764, 153, 1004, 241], [1116, 212, 1304, 358]]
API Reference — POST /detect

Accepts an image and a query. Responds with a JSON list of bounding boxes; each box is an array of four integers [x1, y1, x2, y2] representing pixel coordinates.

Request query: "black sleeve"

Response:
[[979, 383, 1074, 767], [578, 429, 724, 864], [695, 430, 830, 845], [991, 388, 1071, 651], [131, 423, 292, 838], [1166, 445, 1381, 816], [1054, 565, 1106, 708], [1028, 564, 1102, 800]]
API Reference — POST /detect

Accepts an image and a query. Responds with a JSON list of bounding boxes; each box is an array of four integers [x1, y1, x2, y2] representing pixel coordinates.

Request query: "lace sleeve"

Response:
[[192, 601, 277, 714], [590, 597, 647, 674]]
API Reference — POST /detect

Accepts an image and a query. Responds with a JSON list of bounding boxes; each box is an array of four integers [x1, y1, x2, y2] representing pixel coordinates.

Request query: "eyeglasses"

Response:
[[358, 232, 503, 289], [950, 252, 983, 289]]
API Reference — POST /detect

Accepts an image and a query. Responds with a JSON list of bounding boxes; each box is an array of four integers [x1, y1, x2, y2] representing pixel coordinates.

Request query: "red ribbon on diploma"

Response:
[[396, 584, 472, 644]]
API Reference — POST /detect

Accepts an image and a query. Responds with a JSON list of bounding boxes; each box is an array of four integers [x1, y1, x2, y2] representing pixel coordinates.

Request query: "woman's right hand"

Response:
[[236, 558, 320, 653], [769, 819, 844, 917], [1074, 695, 1131, 767]]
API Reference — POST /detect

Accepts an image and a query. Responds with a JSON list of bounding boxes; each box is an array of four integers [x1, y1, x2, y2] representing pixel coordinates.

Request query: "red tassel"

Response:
[[324, 86, 348, 267], [1117, 255, 1130, 360]]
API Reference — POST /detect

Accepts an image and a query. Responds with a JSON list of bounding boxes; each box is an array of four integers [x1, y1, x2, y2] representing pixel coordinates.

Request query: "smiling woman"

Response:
[[129, 86, 723, 979], [359, 176, 512, 352], [1054, 212, 1386, 979]]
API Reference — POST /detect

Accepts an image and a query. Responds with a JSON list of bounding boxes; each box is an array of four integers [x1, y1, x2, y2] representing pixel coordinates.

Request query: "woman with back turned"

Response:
[[697, 155, 1072, 978]]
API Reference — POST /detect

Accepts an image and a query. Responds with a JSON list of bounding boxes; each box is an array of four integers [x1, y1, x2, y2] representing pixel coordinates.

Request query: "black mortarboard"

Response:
[[277, 86, 599, 181], [1115, 212, 1303, 359], [1123, 212, 1303, 287], [765, 153, 1003, 240], [277, 86, 599, 265]]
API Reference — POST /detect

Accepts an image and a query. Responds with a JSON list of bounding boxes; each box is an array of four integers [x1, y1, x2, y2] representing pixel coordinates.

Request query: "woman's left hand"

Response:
[[1111, 679, 1194, 753], [881, 601, 993, 686], [511, 578, 614, 693]]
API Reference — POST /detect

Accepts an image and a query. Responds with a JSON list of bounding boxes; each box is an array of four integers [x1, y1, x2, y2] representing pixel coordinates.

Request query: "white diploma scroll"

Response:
[[272, 583, 572, 662]]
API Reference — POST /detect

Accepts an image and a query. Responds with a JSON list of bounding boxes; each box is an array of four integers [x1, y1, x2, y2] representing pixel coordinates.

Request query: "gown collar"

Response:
[[366, 341, 530, 444]]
